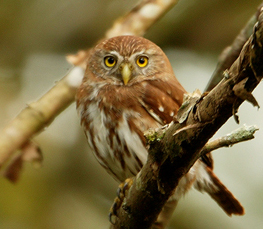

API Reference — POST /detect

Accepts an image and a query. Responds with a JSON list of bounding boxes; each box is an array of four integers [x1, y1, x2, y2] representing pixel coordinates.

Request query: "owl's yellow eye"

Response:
[[136, 56, 148, 68], [104, 56, 117, 68]]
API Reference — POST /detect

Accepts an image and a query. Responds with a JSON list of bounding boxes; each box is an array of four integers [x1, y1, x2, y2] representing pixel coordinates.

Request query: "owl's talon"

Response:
[[123, 179, 132, 190], [117, 186, 122, 199], [109, 178, 134, 224], [109, 197, 120, 224], [109, 211, 116, 225]]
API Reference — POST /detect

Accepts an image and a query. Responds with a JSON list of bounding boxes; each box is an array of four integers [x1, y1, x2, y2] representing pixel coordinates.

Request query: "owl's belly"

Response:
[[81, 102, 149, 182], [79, 101, 210, 201]]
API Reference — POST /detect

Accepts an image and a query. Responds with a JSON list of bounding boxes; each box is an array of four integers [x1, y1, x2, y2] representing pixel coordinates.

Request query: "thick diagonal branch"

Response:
[[113, 8, 263, 229]]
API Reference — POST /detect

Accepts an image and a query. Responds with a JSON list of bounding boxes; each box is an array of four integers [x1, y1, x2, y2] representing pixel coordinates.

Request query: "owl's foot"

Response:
[[109, 178, 133, 224]]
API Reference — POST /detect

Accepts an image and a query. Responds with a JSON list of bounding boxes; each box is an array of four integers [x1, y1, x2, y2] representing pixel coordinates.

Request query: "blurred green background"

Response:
[[0, 0, 263, 228]]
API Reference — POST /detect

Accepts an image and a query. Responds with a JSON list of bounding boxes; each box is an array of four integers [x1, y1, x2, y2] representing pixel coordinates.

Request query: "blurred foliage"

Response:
[[0, 0, 263, 228]]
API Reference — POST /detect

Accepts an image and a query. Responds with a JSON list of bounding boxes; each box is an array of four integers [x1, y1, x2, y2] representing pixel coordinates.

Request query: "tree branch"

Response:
[[0, 67, 83, 168], [113, 8, 263, 229], [200, 124, 259, 156]]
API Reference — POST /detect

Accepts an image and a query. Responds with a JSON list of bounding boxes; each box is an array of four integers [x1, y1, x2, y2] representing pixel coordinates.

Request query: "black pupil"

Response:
[[139, 57, 145, 64], [107, 57, 115, 65]]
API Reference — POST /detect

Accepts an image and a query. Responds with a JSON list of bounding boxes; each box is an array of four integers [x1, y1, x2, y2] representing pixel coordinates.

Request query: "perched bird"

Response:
[[76, 35, 244, 226]]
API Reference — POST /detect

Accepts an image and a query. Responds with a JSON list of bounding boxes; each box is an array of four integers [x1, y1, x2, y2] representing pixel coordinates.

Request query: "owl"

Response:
[[76, 36, 244, 223]]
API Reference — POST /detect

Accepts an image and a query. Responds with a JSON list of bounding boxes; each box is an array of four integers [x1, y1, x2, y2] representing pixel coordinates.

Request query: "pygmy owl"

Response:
[[76, 36, 244, 220]]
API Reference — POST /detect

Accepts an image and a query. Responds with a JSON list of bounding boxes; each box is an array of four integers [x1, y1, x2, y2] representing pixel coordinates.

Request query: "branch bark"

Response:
[[113, 8, 263, 228]]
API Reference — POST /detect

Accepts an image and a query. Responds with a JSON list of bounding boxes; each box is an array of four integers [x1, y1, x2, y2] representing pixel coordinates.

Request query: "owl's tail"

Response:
[[194, 164, 245, 216], [153, 161, 244, 228]]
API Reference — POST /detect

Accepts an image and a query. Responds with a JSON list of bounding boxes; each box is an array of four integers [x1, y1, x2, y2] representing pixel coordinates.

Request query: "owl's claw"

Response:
[[109, 178, 134, 224], [109, 200, 119, 224]]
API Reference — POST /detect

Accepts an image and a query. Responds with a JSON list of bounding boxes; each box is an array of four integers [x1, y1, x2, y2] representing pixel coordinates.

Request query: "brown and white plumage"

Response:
[[76, 36, 244, 220]]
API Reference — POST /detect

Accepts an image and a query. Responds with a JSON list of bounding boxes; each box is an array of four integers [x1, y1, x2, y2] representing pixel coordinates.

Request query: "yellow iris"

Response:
[[104, 56, 116, 68], [136, 56, 148, 68]]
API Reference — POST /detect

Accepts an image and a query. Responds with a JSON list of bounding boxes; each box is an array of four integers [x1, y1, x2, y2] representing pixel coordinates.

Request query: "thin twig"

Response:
[[200, 124, 259, 156]]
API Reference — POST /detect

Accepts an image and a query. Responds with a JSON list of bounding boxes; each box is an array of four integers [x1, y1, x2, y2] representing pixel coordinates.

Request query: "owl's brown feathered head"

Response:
[[86, 36, 174, 86]]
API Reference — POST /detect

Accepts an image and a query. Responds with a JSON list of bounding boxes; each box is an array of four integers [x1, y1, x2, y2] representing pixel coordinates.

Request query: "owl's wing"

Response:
[[140, 78, 185, 125], [140, 78, 215, 169]]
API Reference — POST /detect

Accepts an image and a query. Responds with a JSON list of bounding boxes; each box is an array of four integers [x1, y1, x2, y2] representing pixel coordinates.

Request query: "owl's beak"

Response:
[[120, 63, 132, 85]]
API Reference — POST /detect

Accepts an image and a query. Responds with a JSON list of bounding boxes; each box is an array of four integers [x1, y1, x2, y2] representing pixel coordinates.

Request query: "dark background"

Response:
[[0, 1, 262, 228]]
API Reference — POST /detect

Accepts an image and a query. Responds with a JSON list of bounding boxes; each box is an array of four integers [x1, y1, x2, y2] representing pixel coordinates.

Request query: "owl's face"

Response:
[[87, 36, 173, 86]]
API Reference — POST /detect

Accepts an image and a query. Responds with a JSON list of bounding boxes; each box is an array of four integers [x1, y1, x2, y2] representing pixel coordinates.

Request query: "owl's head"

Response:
[[87, 36, 174, 86]]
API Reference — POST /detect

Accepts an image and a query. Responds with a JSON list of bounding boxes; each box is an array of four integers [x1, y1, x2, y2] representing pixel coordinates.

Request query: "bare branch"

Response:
[[67, 0, 180, 68], [0, 67, 83, 170], [105, 0, 180, 38]]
